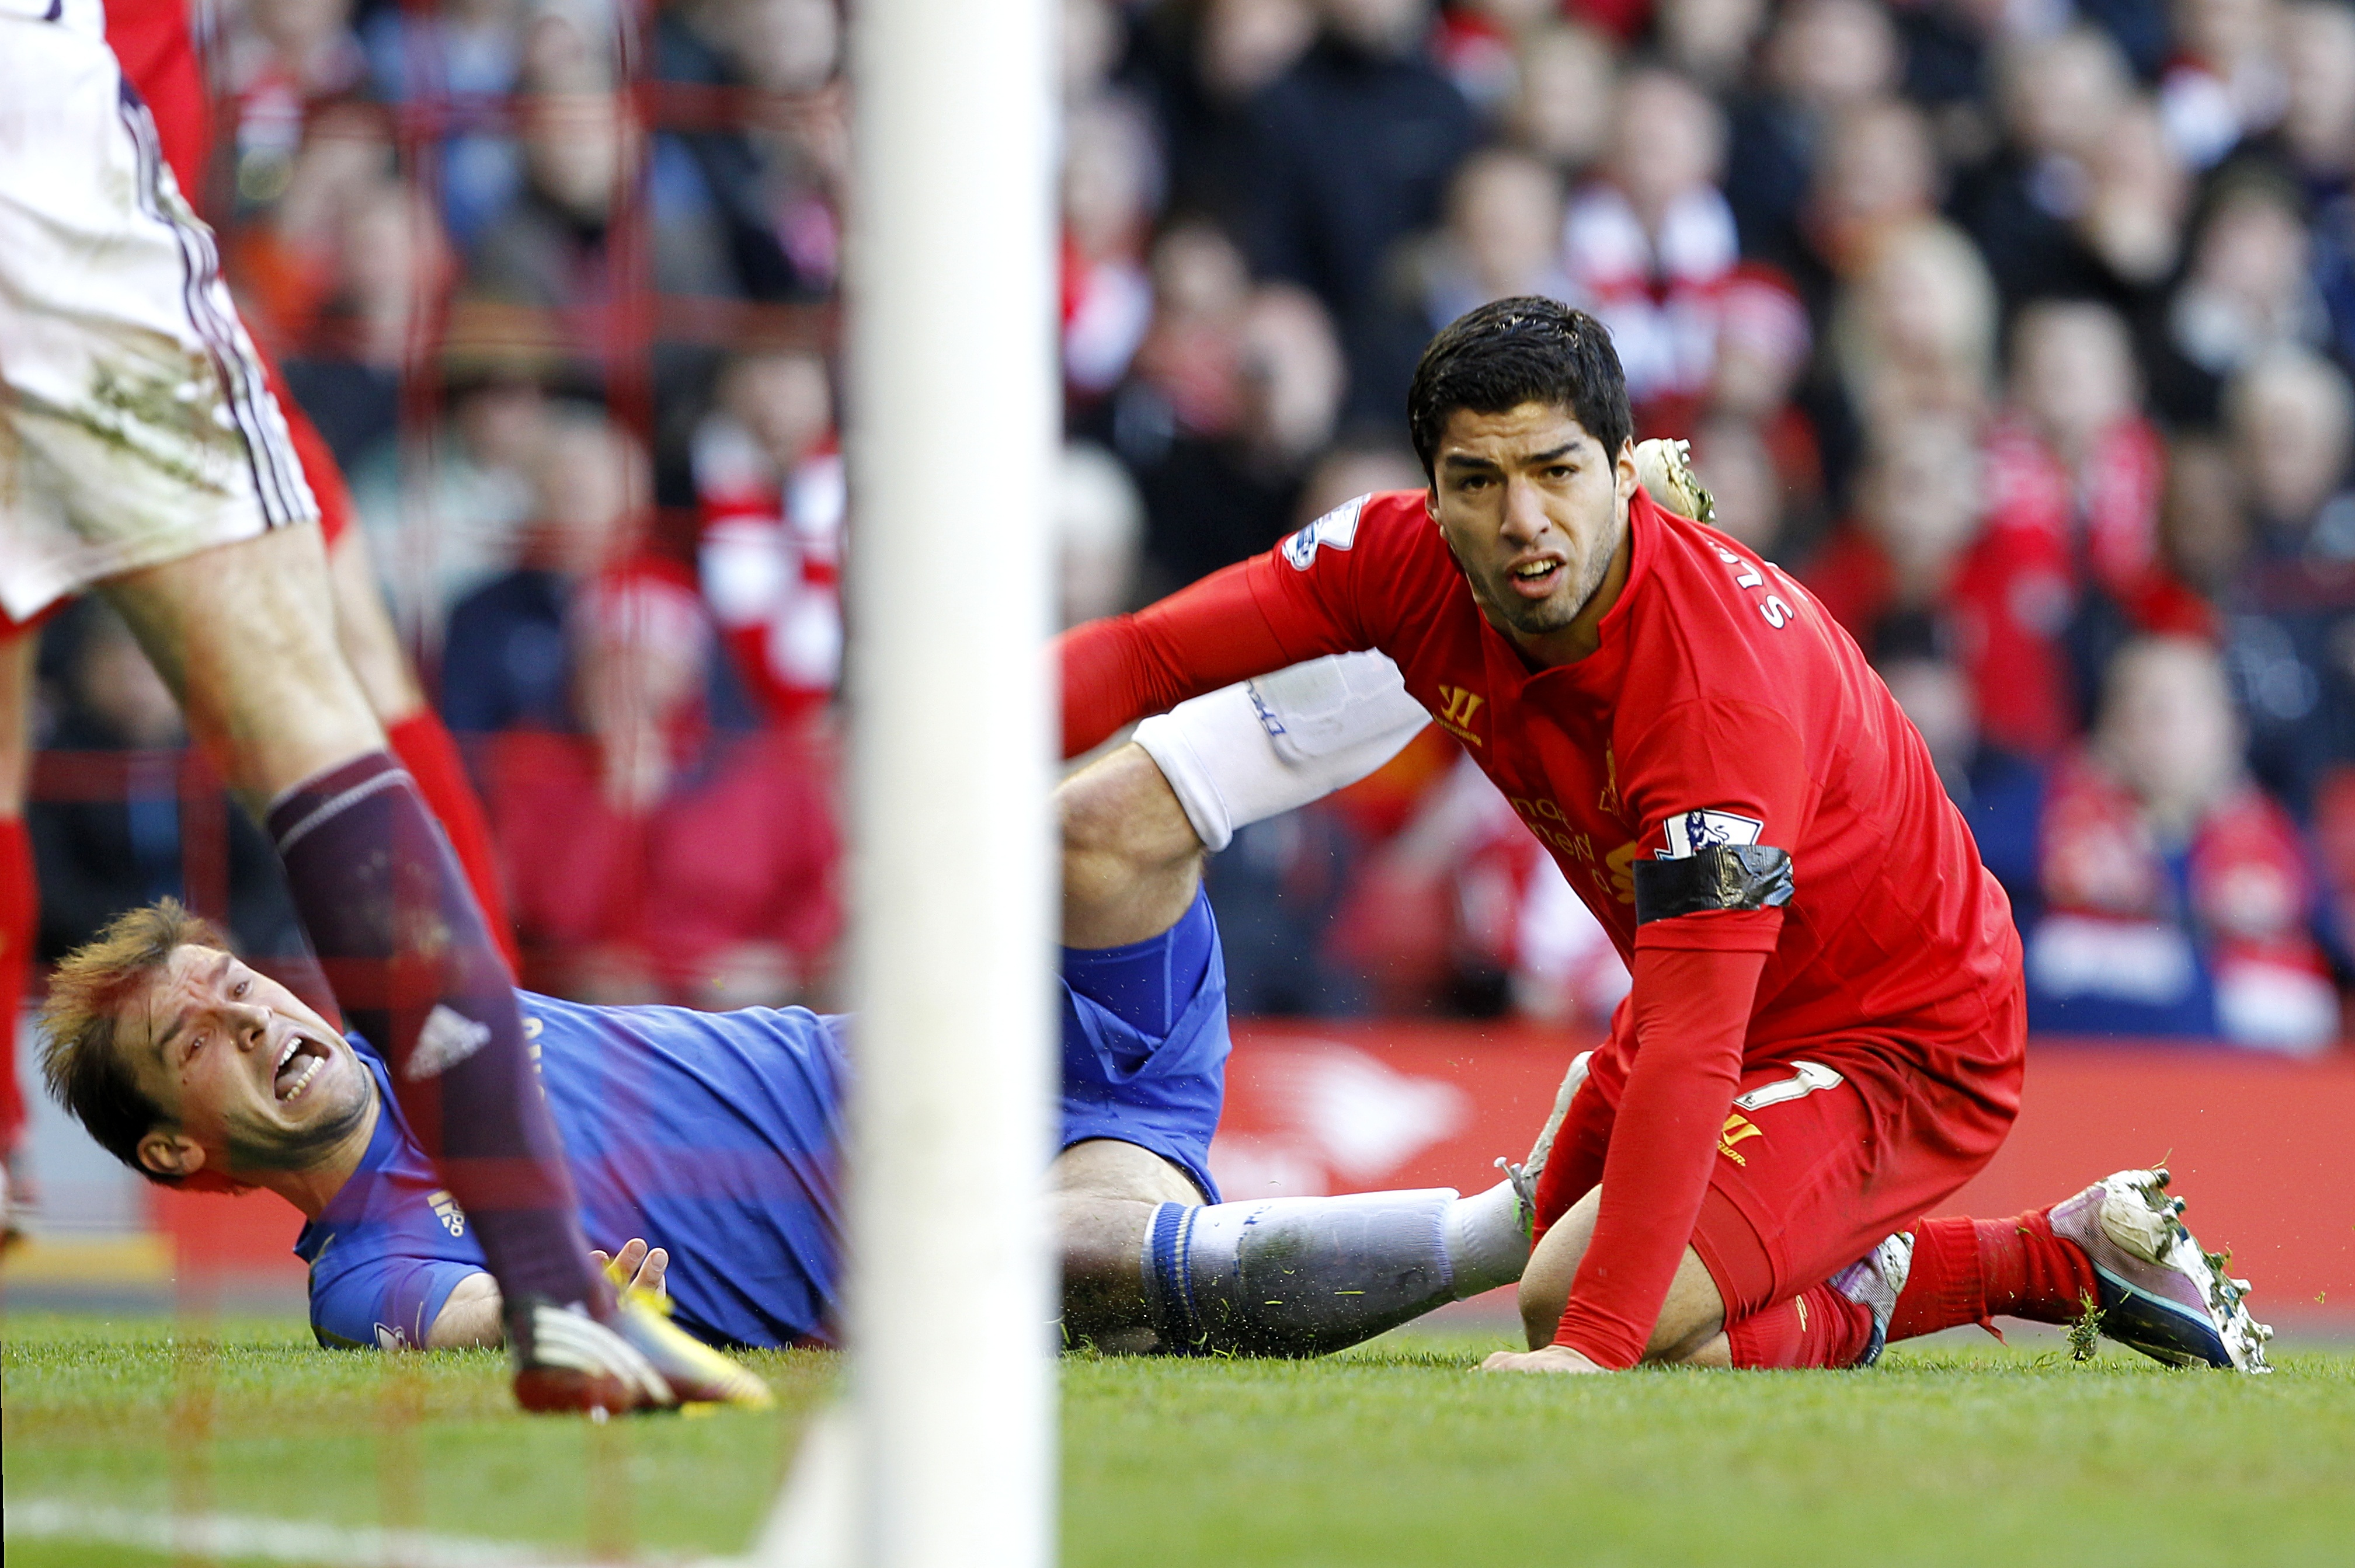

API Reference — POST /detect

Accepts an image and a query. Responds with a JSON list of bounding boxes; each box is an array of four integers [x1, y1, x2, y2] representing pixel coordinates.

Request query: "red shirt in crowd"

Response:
[[1809, 415, 2210, 758], [1061, 486, 2024, 1364], [481, 724, 841, 1000]]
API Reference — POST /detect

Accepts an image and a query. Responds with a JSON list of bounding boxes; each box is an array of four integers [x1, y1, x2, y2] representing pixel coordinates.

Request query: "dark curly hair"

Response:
[[1407, 298, 1632, 479]]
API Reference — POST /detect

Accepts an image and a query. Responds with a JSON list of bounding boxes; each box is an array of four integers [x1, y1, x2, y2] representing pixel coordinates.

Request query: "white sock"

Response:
[[1132, 651, 1429, 851], [1443, 1179, 1532, 1298], [1140, 1187, 1463, 1356]]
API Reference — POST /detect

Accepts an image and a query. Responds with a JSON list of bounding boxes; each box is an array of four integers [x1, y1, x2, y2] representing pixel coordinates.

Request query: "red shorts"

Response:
[[1535, 1040, 2019, 1320]]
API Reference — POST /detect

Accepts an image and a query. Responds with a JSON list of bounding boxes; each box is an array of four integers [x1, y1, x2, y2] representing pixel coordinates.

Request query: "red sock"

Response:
[[1887, 1211, 2101, 1343], [1726, 1281, 1876, 1368], [385, 710, 519, 974], [1976, 1208, 2100, 1323], [0, 815, 30, 1156]]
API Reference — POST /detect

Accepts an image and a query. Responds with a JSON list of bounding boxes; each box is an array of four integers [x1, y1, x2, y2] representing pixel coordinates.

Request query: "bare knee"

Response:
[[1518, 1196, 1594, 1349], [1054, 1138, 1200, 1284], [1514, 1185, 1729, 1361], [1058, 1188, 1154, 1291], [1053, 1137, 1204, 1204], [1059, 744, 1204, 948], [1059, 744, 1199, 872]]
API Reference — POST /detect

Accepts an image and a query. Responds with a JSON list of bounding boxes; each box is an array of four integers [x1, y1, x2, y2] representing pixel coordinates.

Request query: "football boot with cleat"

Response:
[[509, 1292, 774, 1414], [2046, 1167, 2272, 1372], [1495, 1049, 1593, 1239], [1633, 438, 1716, 523]]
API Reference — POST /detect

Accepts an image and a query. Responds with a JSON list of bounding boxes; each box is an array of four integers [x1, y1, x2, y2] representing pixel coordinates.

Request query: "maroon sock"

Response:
[[1887, 1211, 2100, 1342], [1726, 1283, 1876, 1368], [385, 710, 519, 974], [269, 752, 596, 1312]]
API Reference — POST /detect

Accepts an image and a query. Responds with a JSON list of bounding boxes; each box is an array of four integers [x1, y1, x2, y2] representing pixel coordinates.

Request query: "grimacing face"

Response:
[[1427, 402, 1636, 645], [126, 946, 374, 1182]]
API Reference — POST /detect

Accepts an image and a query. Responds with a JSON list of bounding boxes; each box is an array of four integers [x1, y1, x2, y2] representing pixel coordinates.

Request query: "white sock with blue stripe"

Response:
[[1138, 1180, 1529, 1356]]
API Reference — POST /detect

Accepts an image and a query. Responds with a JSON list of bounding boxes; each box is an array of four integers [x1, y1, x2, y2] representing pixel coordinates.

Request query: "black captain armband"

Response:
[[1632, 845, 1794, 925]]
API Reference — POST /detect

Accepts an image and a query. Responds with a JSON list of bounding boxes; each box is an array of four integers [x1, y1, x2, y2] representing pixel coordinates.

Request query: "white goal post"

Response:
[[754, 0, 1059, 1560]]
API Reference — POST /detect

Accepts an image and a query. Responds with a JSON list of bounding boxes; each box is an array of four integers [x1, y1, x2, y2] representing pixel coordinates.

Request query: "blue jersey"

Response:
[[297, 892, 1233, 1352], [297, 992, 848, 1351]]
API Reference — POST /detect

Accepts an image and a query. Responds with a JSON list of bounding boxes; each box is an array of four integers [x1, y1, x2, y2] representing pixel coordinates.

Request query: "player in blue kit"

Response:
[[37, 728, 1536, 1358], [306, 884, 1236, 1353], [300, 988, 850, 1351]]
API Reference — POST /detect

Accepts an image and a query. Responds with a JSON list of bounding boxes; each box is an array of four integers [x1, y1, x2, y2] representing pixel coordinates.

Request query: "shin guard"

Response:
[[1139, 1188, 1467, 1356]]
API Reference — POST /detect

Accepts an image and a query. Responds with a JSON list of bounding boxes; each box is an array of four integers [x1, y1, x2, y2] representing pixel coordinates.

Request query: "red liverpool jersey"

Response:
[[1060, 487, 2026, 1357], [1066, 485, 2022, 1082], [1069, 485, 2006, 1050]]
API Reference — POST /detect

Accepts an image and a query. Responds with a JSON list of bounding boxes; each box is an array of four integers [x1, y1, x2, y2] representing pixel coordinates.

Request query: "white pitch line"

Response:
[[1, 1497, 746, 1567]]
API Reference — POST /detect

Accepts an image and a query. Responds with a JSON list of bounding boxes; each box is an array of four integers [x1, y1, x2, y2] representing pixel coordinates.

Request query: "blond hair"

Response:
[[39, 900, 225, 1183], [1833, 217, 1999, 428]]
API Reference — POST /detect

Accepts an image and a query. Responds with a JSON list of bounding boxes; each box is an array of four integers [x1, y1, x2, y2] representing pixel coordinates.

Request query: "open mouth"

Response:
[[1507, 557, 1564, 597], [273, 1035, 330, 1104]]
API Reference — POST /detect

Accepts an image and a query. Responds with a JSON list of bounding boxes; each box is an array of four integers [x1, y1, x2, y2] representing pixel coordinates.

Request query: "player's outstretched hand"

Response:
[[590, 1238, 670, 1301], [1480, 1345, 1610, 1375]]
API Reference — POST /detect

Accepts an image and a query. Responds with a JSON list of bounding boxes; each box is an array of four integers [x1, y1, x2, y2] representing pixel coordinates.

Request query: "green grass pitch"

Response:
[[5, 1312, 2351, 1567]]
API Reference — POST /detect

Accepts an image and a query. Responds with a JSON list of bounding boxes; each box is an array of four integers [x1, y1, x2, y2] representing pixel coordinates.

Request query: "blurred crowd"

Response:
[[23, 0, 2355, 1054]]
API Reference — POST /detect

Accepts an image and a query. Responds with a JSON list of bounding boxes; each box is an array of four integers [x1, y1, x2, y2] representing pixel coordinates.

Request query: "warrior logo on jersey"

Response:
[[1656, 809, 1763, 860], [1434, 685, 1486, 743], [1281, 494, 1366, 570]]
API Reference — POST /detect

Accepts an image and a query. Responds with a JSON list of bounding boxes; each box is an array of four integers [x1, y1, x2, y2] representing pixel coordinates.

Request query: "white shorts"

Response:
[[0, 0, 316, 626]]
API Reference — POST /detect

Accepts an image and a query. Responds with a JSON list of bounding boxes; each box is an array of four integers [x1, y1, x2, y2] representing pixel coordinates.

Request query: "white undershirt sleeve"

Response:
[[1132, 651, 1431, 852]]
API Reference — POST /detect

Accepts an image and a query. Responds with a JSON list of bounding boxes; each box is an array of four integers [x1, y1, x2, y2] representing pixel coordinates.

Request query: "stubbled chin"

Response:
[[1496, 586, 1577, 634]]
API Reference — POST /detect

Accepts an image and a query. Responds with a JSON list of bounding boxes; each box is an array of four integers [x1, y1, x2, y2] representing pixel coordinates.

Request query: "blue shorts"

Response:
[[1059, 888, 1229, 1201]]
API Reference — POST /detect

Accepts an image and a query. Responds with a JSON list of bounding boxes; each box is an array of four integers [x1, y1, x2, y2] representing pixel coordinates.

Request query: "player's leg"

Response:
[[277, 354, 513, 961], [1060, 738, 1208, 950], [1508, 1059, 1926, 1371], [1055, 657, 1432, 1273], [99, 527, 572, 1257], [0, 17, 728, 1405], [1056, 1136, 1205, 1351], [105, 527, 764, 1405], [1055, 739, 1231, 1346], [102, 525, 372, 804], [1054, 743, 1530, 1356], [0, 626, 36, 1242]]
